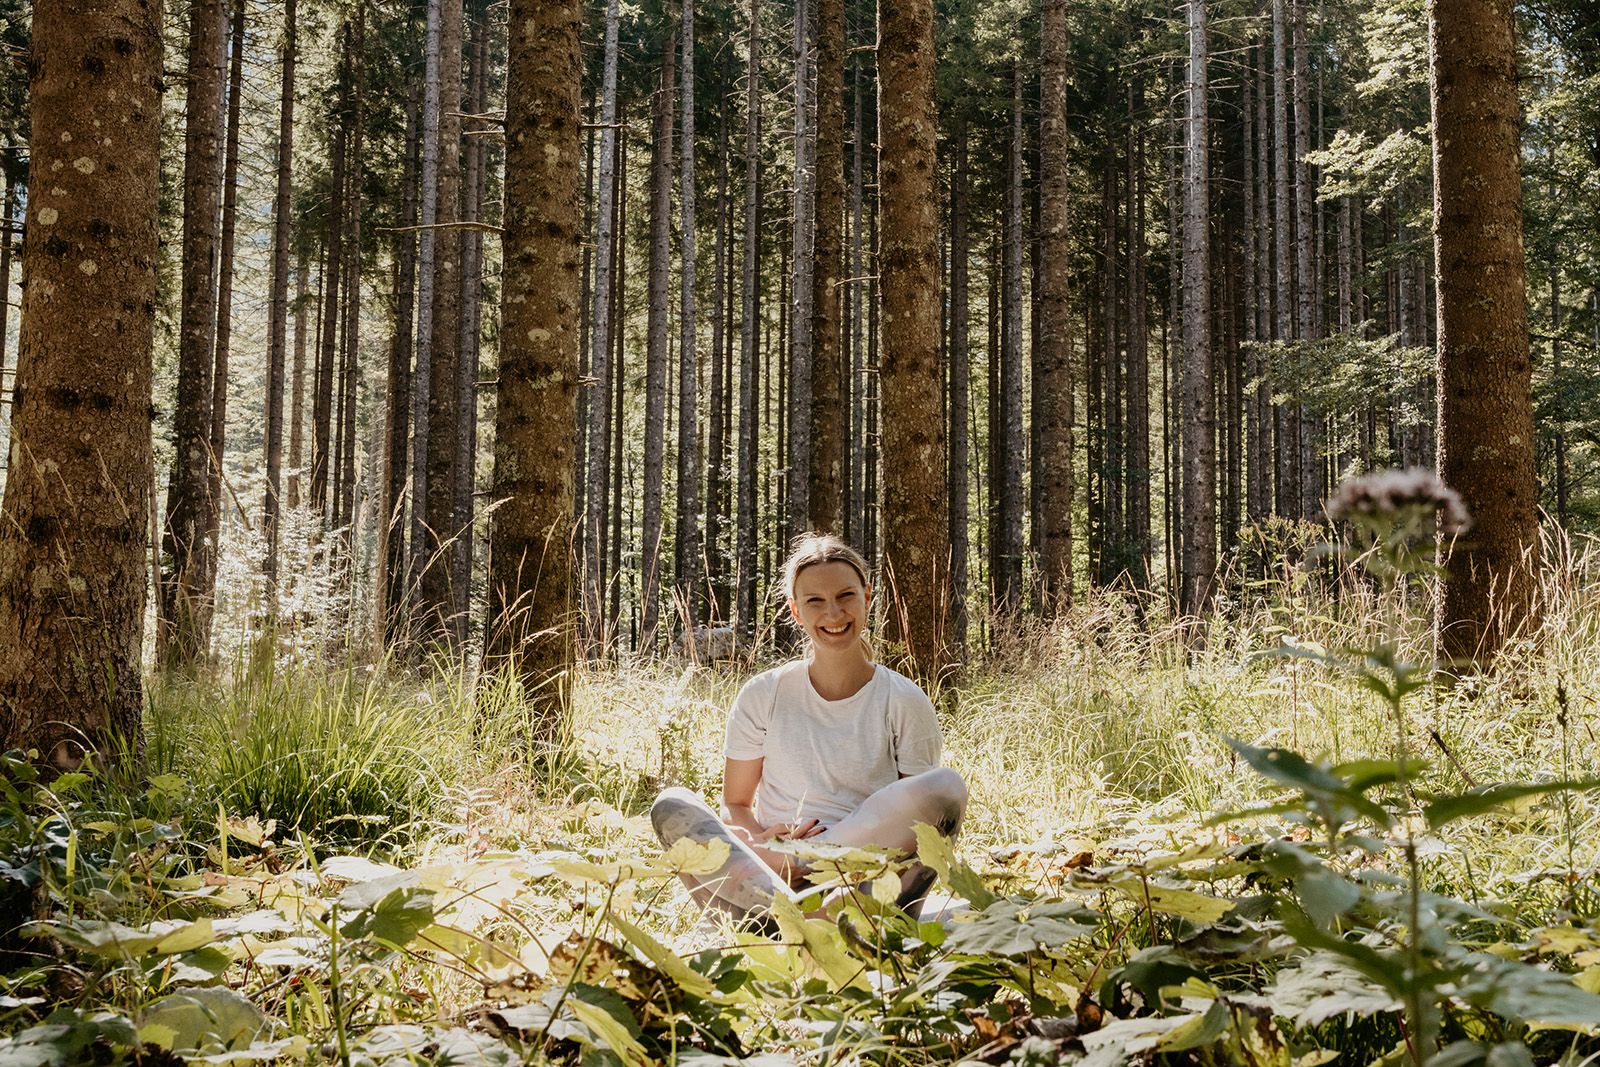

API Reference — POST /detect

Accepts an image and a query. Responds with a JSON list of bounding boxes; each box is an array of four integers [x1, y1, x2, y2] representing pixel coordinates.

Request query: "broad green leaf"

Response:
[[165, 946, 237, 984], [137, 988, 266, 1053], [1268, 951, 1401, 1027], [913, 823, 997, 909], [153, 918, 220, 955], [943, 899, 1098, 958], [1158, 1001, 1231, 1052], [44, 920, 164, 959], [341, 886, 436, 947], [1104, 874, 1235, 922], [430, 1027, 521, 1067], [1297, 866, 1362, 928], [770, 893, 866, 990], [1457, 955, 1600, 1028], [566, 984, 649, 1067], [605, 911, 717, 998], [1424, 781, 1600, 829]]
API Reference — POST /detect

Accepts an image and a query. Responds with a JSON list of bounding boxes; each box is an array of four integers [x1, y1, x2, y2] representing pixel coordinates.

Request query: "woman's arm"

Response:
[[721, 757, 767, 837]]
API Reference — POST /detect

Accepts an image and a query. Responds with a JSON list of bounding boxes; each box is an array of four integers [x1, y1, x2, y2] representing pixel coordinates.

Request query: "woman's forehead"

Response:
[[793, 559, 866, 592]]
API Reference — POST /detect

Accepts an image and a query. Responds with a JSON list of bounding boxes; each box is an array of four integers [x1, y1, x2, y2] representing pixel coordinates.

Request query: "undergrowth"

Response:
[[8, 520, 1600, 1064]]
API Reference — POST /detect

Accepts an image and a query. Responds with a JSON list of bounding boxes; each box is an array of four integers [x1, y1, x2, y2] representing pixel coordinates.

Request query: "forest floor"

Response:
[[6, 566, 1600, 1066]]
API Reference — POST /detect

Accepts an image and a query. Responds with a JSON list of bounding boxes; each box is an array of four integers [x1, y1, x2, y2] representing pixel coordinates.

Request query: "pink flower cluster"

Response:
[[1323, 467, 1472, 537]]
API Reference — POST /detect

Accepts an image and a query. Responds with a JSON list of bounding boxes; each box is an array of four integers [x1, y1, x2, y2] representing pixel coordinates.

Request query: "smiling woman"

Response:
[[650, 533, 968, 927]]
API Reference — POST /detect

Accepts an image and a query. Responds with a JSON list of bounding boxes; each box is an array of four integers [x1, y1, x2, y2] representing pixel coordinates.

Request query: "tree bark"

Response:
[[788, 0, 814, 536], [998, 62, 1024, 618], [454, 6, 487, 647], [486, 0, 581, 735], [735, 0, 762, 640], [948, 115, 970, 652], [1294, 0, 1319, 520], [1272, 0, 1297, 519], [584, 0, 621, 644], [878, 0, 947, 678], [205, 0, 245, 623], [1127, 80, 1150, 588], [312, 42, 347, 523], [339, 11, 365, 547], [808, 0, 845, 534], [1038, 0, 1074, 613], [161, 0, 227, 669], [265, 0, 297, 585], [381, 79, 419, 644], [408, 0, 443, 629], [288, 257, 307, 512], [1430, 0, 1540, 670], [0, 0, 160, 763], [675, 0, 701, 628], [706, 54, 731, 621], [640, 37, 675, 653], [422, 0, 465, 641], [1180, 0, 1215, 618]]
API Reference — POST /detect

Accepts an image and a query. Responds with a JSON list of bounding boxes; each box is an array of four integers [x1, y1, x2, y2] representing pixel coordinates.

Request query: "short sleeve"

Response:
[[723, 669, 779, 760], [887, 673, 942, 775]]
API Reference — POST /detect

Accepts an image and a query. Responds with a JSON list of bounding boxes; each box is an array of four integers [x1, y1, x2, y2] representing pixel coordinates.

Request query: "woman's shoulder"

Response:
[[734, 658, 808, 701], [872, 665, 935, 707]]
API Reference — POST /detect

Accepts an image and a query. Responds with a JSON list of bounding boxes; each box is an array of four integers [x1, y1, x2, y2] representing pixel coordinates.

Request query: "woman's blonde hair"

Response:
[[782, 532, 871, 603]]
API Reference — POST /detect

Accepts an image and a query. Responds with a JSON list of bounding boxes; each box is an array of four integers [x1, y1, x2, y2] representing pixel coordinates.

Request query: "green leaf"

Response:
[[165, 946, 237, 984], [1424, 780, 1600, 829], [136, 988, 266, 1053], [1103, 874, 1236, 922], [1267, 950, 1402, 1027], [566, 984, 648, 1067], [605, 910, 717, 999], [1158, 1000, 1231, 1053], [770, 894, 867, 991], [943, 899, 1098, 958], [341, 886, 436, 947], [913, 823, 997, 909]]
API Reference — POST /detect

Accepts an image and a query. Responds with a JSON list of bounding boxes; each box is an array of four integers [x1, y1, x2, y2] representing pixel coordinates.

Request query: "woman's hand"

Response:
[[754, 818, 823, 842]]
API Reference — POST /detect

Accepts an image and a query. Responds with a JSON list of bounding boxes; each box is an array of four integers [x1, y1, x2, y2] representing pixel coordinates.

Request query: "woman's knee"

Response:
[[917, 767, 968, 834]]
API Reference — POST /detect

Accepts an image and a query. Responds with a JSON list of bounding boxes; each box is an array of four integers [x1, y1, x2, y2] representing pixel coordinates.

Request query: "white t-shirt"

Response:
[[723, 659, 942, 828]]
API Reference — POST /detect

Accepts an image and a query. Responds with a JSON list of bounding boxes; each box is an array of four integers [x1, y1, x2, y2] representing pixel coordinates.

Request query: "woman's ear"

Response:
[[787, 597, 800, 623]]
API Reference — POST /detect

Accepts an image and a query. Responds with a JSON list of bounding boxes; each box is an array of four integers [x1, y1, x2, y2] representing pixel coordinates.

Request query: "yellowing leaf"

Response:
[[1534, 926, 1596, 954], [771, 894, 867, 991], [660, 837, 731, 876], [1107, 875, 1235, 922], [154, 919, 219, 955]]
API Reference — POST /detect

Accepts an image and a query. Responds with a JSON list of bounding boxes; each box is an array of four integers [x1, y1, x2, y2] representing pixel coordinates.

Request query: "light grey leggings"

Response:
[[650, 767, 968, 919]]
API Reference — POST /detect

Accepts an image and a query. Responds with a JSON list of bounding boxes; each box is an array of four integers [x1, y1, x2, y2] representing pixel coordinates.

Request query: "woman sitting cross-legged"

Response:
[[651, 533, 969, 924]]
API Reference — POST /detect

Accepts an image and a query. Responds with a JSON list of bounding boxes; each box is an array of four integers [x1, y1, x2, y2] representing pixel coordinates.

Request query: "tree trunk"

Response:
[[1127, 80, 1150, 588], [1294, 0, 1318, 520], [381, 79, 420, 644], [265, 0, 297, 588], [675, 0, 701, 630], [788, 0, 814, 537], [0, 0, 160, 763], [1037, 0, 1074, 612], [641, 37, 675, 653], [878, 0, 947, 678], [205, 0, 245, 623], [288, 257, 307, 512], [422, 0, 465, 640], [1180, 0, 1215, 618], [584, 0, 622, 643], [161, 0, 227, 669], [808, 0, 845, 534], [339, 11, 365, 550], [997, 63, 1024, 619], [735, 0, 762, 641], [1430, 0, 1540, 671], [948, 115, 970, 652], [849, 54, 866, 545], [312, 43, 347, 523], [486, 0, 581, 735], [454, 7, 487, 647], [408, 0, 443, 629], [0, 172, 12, 421], [1272, 0, 1297, 519], [706, 55, 731, 622]]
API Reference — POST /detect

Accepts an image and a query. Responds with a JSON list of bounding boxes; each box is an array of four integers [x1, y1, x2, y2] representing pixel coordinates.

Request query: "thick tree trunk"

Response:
[[706, 55, 730, 621], [0, 0, 160, 763], [675, 0, 701, 629], [339, 12, 365, 548], [849, 55, 866, 545], [422, 0, 465, 640], [1180, 0, 1215, 618], [1430, 0, 1540, 670], [997, 63, 1024, 619], [1037, 0, 1074, 612], [205, 0, 245, 621], [640, 38, 675, 653], [264, 0, 295, 573], [161, 0, 227, 669], [486, 0, 581, 735], [0, 172, 12, 421], [584, 0, 621, 643], [735, 0, 762, 641], [878, 0, 947, 677], [1253, 39, 1273, 516], [408, 0, 443, 628]]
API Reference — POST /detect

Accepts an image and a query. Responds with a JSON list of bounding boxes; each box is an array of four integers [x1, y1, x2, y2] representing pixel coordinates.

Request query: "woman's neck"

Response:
[[806, 646, 876, 701]]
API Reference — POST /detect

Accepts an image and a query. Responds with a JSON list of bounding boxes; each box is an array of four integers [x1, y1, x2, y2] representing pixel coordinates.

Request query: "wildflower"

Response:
[[1322, 467, 1471, 537]]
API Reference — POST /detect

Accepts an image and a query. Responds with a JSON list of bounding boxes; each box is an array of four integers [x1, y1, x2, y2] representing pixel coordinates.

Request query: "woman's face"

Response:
[[788, 560, 871, 654]]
